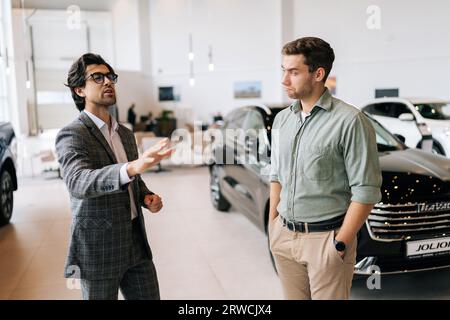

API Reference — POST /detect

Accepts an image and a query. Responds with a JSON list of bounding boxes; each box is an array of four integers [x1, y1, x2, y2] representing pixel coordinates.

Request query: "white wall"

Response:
[[138, 0, 152, 76], [112, 0, 141, 72], [11, 6, 155, 132], [149, 0, 285, 124], [110, 0, 155, 122], [10, 0, 449, 134], [11, 8, 36, 135], [293, 0, 450, 106], [0, 0, 20, 134], [114, 70, 153, 122], [11, 8, 116, 132]]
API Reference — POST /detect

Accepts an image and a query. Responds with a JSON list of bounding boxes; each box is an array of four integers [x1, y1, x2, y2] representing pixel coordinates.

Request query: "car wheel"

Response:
[[209, 165, 231, 212], [432, 142, 445, 156], [0, 169, 14, 226]]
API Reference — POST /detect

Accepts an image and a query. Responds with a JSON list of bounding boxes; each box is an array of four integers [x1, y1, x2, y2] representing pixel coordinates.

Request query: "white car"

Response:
[[361, 97, 450, 156]]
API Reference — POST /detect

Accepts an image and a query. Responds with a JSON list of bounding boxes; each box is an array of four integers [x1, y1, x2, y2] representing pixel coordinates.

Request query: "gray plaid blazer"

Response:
[[56, 112, 154, 280]]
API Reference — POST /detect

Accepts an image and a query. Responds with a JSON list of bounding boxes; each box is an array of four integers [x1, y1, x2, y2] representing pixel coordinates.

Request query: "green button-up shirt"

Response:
[[270, 89, 382, 223]]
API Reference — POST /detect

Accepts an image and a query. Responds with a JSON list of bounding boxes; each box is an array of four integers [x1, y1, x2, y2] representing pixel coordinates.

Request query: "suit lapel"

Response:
[[118, 125, 141, 211], [79, 112, 118, 164]]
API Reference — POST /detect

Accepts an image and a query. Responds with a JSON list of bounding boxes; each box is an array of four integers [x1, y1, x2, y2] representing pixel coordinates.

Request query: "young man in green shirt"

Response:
[[269, 37, 382, 300]]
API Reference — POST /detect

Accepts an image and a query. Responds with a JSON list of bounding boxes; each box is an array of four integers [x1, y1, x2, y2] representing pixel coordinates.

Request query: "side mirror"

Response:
[[394, 134, 406, 143], [399, 113, 414, 121]]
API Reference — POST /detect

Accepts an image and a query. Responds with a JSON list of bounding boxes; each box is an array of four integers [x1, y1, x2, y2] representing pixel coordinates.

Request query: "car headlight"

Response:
[[418, 123, 432, 136]]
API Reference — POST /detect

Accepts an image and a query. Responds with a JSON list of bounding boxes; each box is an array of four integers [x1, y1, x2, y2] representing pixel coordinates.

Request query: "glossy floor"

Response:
[[1, 167, 449, 299]]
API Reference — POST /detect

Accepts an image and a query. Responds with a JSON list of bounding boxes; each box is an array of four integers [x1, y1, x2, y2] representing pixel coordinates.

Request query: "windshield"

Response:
[[367, 117, 404, 152], [414, 103, 450, 120]]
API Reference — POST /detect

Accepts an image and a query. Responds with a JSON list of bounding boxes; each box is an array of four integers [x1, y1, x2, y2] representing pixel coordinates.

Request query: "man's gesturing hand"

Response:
[[127, 138, 174, 177], [144, 194, 163, 213]]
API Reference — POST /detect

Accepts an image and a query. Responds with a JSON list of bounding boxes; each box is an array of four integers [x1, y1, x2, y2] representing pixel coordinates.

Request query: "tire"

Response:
[[0, 169, 14, 226], [209, 165, 231, 212], [432, 141, 445, 156]]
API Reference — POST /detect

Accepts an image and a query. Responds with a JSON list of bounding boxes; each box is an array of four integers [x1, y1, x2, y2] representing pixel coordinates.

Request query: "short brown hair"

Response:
[[282, 37, 335, 82]]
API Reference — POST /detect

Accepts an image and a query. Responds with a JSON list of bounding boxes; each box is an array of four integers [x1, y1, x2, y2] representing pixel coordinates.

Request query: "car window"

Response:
[[363, 102, 412, 118], [242, 109, 271, 163], [363, 103, 392, 117], [414, 103, 450, 120], [243, 110, 265, 131], [224, 109, 248, 129], [366, 117, 405, 152], [391, 103, 413, 118]]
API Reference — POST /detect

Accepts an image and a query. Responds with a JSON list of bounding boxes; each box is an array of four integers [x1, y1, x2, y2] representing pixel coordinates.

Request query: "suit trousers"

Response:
[[269, 215, 357, 300], [80, 219, 160, 300]]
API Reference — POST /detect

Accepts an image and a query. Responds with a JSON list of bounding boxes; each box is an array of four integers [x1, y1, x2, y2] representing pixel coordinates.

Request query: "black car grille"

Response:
[[367, 202, 450, 241]]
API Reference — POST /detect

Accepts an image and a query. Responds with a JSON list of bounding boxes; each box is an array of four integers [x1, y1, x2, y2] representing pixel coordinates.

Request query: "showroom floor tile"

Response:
[[1, 166, 450, 300]]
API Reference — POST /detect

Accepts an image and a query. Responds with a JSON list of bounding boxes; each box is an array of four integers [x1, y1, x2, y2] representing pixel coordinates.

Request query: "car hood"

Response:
[[380, 148, 450, 179], [423, 119, 450, 128], [379, 148, 450, 203], [425, 119, 450, 133]]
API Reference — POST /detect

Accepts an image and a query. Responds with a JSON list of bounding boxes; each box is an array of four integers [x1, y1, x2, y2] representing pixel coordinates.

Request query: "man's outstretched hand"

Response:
[[127, 138, 174, 177]]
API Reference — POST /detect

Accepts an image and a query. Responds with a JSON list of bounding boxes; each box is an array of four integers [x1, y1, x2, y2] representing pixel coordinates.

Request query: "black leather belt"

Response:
[[280, 215, 344, 233]]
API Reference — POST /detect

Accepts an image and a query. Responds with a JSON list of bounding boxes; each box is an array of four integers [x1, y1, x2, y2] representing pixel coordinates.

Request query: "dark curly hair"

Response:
[[282, 37, 335, 82], [65, 53, 115, 111]]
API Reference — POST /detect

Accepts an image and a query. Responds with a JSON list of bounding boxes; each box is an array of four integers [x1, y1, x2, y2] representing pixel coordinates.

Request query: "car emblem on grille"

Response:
[[418, 202, 450, 212]]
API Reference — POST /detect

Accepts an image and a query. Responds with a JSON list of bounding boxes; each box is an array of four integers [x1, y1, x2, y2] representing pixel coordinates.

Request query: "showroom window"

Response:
[[0, 9, 9, 123], [0, 61, 7, 123]]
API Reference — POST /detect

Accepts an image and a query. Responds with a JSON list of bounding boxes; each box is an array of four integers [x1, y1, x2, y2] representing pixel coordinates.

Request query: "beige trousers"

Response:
[[269, 215, 357, 300]]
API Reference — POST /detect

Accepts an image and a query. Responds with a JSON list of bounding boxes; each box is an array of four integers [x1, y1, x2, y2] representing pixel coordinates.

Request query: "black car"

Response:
[[0, 122, 17, 226], [209, 104, 450, 275]]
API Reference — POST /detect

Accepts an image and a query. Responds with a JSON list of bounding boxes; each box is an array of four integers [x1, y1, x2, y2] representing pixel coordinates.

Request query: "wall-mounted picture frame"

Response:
[[375, 88, 399, 98], [158, 86, 181, 102]]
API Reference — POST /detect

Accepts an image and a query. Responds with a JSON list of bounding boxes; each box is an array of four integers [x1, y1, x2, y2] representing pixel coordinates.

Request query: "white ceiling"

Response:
[[11, 0, 119, 11]]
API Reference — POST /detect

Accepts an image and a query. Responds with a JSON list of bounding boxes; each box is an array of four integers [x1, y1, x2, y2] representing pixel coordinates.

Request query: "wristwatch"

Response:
[[333, 238, 346, 252]]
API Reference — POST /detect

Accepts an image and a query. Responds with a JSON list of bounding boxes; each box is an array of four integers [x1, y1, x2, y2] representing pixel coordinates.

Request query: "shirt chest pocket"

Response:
[[301, 146, 334, 181]]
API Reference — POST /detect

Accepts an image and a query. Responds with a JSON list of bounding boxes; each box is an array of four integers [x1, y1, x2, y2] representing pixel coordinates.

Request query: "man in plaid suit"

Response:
[[56, 53, 173, 300]]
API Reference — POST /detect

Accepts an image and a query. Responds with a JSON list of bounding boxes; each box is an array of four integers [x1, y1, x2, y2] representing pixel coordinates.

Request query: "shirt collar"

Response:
[[290, 87, 333, 114], [83, 110, 119, 132]]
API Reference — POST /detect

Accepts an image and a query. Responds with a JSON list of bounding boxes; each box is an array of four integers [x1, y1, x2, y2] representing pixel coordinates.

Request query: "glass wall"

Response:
[[0, 1, 10, 123]]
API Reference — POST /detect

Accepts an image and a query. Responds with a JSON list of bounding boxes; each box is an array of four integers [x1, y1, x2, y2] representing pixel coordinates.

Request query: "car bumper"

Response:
[[355, 226, 450, 275], [354, 256, 450, 275]]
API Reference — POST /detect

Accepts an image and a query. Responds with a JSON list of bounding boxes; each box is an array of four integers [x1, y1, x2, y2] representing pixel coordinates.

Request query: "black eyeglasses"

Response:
[[86, 72, 118, 84]]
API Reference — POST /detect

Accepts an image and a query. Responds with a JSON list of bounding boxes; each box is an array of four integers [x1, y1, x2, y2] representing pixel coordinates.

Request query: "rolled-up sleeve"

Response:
[[342, 112, 382, 204], [270, 116, 280, 183]]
